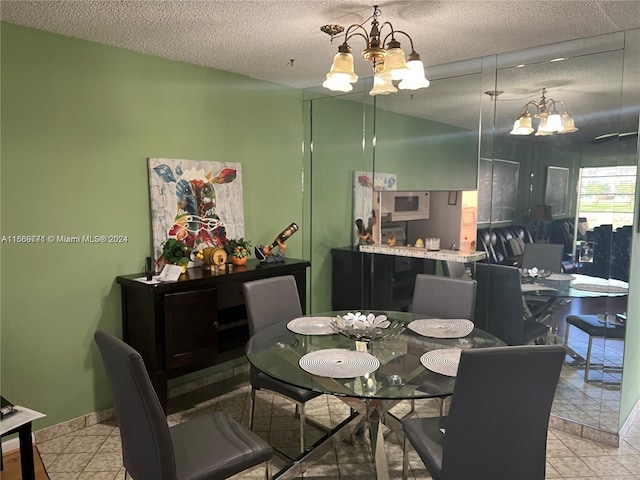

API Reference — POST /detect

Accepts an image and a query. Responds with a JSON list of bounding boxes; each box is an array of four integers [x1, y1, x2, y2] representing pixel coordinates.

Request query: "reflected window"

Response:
[[577, 166, 637, 229]]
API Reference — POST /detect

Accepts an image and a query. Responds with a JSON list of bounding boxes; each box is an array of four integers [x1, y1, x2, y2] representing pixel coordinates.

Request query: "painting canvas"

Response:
[[148, 157, 245, 266], [353, 171, 397, 245]]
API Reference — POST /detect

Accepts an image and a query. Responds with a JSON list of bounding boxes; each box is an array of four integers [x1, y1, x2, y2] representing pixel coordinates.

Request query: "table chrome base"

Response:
[[273, 398, 409, 480]]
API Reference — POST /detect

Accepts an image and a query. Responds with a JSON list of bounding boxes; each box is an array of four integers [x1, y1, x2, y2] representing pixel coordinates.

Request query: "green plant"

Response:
[[225, 238, 252, 258], [162, 238, 192, 266]]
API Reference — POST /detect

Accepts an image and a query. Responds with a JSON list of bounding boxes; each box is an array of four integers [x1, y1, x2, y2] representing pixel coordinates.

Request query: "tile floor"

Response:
[[35, 365, 640, 480]]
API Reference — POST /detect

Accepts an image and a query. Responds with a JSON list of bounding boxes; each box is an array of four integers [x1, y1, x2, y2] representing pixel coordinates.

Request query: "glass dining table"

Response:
[[245, 310, 505, 480], [520, 272, 628, 358]]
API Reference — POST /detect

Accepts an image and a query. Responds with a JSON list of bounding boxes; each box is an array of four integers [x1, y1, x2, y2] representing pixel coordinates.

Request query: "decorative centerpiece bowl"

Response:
[[330, 312, 405, 342], [520, 267, 552, 282]]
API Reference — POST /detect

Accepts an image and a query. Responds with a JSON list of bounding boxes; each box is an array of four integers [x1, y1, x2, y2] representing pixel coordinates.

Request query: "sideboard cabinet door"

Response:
[[164, 288, 218, 369]]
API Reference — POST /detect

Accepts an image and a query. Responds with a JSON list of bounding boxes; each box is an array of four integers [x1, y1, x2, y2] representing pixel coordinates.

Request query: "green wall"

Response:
[[0, 23, 304, 428]]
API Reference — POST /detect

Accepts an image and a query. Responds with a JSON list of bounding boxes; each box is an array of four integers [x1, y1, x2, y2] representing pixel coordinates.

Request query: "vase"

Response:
[[231, 256, 247, 266]]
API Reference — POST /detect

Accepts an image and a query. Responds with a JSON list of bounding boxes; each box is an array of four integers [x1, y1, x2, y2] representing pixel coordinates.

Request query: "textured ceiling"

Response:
[[2, 0, 639, 89], [1, 1, 639, 139]]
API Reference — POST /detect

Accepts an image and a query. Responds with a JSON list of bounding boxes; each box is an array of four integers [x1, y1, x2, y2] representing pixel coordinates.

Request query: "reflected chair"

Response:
[[402, 345, 565, 480], [564, 314, 625, 382], [94, 330, 272, 480], [522, 243, 564, 273], [411, 274, 477, 321], [243, 275, 321, 455], [474, 263, 549, 345], [442, 261, 466, 279]]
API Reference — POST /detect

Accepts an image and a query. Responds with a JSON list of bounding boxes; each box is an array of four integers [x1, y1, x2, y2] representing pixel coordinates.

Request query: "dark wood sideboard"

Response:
[[117, 258, 310, 412], [331, 247, 435, 311]]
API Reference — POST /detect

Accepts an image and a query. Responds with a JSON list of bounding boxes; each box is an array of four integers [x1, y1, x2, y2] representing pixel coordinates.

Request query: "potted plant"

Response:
[[225, 237, 252, 266], [162, 238, 192, 272]]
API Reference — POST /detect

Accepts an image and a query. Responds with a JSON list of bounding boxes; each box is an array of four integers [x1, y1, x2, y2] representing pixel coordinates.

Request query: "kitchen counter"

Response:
[[359, 244, 486, 263]]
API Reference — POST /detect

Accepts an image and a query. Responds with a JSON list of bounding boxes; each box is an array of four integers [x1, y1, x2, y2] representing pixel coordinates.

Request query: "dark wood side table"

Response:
[[117, 258, 311, 412], [1, 397, 42, 480]]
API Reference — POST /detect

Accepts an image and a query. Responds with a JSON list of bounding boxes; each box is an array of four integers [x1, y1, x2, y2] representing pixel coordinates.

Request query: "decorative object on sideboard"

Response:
[[321, 5, 429, 95], [225, 238, 252, 266], [255, 223, 298, 263], [197, 247, 228, 271], [161, 238, 193, 272]]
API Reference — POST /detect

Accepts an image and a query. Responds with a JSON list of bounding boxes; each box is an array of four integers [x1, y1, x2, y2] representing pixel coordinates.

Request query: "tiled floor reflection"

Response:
[[37, 370, 640, 480], [546, 295, 625, 433]]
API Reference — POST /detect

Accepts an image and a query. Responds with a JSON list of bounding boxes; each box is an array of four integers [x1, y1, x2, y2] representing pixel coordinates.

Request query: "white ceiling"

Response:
[[2, 1, 639, 89], [1, 1, 639, 139]]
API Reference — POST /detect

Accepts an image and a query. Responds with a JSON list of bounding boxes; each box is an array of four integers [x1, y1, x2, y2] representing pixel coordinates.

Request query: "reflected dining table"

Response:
[[520, 272, 629, 359], [245, 310, 505, 480]]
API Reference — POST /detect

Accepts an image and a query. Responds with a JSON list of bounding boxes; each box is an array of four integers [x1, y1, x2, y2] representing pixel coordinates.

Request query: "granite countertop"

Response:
[[359, 244, 486, 263]]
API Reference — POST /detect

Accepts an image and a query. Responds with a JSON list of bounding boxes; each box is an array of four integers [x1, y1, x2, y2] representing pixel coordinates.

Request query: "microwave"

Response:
[[379, 191, 430, 221]]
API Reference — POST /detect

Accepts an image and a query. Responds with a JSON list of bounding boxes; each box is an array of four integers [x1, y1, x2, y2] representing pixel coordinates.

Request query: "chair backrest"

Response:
[[441, 345, 565, 480], [94, 330, 176, 480], [523, 243, 564, 273], [411, 274, 477, 321], [243, 275, 303, 335], [474, 263, 525, 344], [442, 261, 466, 279]]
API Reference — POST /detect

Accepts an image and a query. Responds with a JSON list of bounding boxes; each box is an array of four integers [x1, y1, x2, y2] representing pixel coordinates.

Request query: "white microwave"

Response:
[[379, 191, 430, 221]]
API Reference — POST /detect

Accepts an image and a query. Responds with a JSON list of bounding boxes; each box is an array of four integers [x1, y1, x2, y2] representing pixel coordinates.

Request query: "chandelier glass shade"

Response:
[[321, 6, 429, 96], [510, 88, 578, 136]]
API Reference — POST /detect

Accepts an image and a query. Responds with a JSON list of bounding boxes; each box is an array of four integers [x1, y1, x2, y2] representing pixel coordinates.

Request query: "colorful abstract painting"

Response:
[[148, 157, 244, 266]]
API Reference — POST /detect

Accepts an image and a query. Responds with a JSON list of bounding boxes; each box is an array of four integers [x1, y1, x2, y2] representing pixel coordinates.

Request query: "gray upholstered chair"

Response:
[[402, 345, 565, 480], [442, 261, 466, 279], [474, 263, 550, 345], [411, 274, 477, 321], [243, 275, 321, 455], [94, 330, 272, 480], [522, 243, 565, 273]]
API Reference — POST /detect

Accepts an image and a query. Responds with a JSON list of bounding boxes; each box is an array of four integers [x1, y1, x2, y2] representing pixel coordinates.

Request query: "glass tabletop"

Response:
[[246, 310, 505, 401], [520, 273, 629, 298]]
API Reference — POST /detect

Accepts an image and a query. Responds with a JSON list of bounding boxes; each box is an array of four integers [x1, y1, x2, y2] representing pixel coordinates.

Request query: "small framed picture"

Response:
[[448, 191, 458, 205]]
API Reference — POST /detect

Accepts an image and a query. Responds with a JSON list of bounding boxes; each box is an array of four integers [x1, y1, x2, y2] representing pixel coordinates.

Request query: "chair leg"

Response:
[[402, 435, 409, 480], [585, 336, 594, 382], [299, 403, 306, 453], [439, 397, 447, 416], [265, 459, 272, 480], [249, 386, 257, 430]]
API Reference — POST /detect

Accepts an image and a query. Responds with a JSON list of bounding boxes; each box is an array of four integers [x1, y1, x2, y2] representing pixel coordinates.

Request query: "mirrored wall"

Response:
[[304, 29, 639, 435]]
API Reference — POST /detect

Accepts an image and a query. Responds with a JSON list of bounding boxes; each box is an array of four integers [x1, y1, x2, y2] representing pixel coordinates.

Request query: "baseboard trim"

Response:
[[549, 414, 619, 446], [1, 434, 35, 453], [33, 361, 247, 443]]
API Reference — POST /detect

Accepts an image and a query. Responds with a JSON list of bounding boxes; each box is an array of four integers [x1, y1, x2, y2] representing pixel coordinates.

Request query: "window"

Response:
[[577, 165, 637, 229]]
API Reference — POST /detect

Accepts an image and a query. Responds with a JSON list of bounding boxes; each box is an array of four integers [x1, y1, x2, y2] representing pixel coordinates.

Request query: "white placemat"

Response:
[[287, 317, 336, 335], [571, 283, 628, 294], [298, 348, 380, 378], [546, 273, 575, 281], [420, 349, 463, 377], [408, 319, 474, 338]]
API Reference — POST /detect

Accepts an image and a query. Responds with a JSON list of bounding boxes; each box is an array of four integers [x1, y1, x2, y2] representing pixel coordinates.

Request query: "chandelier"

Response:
[[320, 5, 430, 96], [510, 88, 578, 136]]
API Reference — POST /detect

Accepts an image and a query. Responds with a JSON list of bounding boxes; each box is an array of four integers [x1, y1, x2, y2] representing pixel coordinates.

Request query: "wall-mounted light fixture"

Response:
[[320, 5, 430, 96], [510, 88, 578, 136]]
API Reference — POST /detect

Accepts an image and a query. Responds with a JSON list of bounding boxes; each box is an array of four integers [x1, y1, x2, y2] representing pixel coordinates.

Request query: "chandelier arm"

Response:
[[520, 101, 539, 114], [344, 28, 370, 46], [382, 29, 415, 51], [550, 100, 571, 113]]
